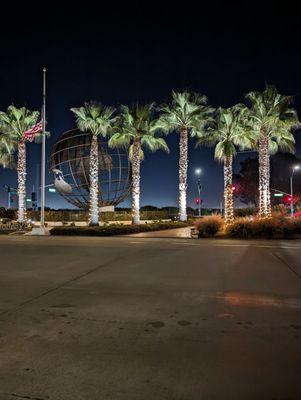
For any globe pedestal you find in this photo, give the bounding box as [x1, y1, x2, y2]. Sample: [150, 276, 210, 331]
[30, 226, 50, 236]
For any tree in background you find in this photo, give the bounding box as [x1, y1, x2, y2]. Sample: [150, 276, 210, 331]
[245, 85, 300, 218]
[109, 104, 169, 225]
[233, 153, 301, 207]
[71, 102, 115, 225]
[159, 91, 214, 221]
[233, 158, 259, 207]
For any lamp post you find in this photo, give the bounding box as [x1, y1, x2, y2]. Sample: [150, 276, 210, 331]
[290, 165, 300, 217]
[195, 168, 202, 217]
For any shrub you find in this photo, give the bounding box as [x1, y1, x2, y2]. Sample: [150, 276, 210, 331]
[226, 215, 301, 239]
[234, 207, 257, 218]
[0, 208, 16, 220]
[26, 209, 173, 222]
[225, 217, 252, 238]
[50, 221, 188, 236]
[291, 217, 301, 235]
[273, 204, 289, 216]
[194, 215, 224, 237]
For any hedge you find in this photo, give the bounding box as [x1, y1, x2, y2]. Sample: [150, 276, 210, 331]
[225, 216, 301, 239]
[27, 210, 173, 222]
[193, 213, 301, 239]
[50, 221, 188, 236]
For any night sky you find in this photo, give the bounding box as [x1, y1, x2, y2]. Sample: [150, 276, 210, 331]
[1, 3, 300, 209]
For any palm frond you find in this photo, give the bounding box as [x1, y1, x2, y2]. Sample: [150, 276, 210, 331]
[108, 103, 167, 159]
[159, 91, 214, 136]
[214, 140, 236, 162]
[197, 104, 252, 158]
[0, 106, 40, 142]
[245, 84, 300, 154]
[71, 101, 115, 137]
[141, 135, 169, 153]
[34, 131, 51, 144]
[108, 132, 131, 148]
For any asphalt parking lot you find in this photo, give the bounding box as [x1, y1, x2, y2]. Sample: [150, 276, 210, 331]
[0, 235, 300, 400]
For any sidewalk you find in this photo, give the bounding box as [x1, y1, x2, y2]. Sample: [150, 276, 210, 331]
[128, 226, 192, 238]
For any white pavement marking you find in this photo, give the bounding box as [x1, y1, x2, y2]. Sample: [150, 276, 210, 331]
[168, 241, 301, 250]
[213, 243, 301, 249]
[173, 242, 199, 246]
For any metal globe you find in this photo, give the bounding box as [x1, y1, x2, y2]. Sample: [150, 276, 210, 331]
[49, 128, 131, 209]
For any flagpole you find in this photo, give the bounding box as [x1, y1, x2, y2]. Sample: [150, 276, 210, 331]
[41, 67, 46, 229]
[31, 67, 49, 235]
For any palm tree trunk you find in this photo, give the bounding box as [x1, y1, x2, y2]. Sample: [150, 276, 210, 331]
[89, 134, 99, 225]
[132, 139, 141, 225]
[258, 128, 271, 218]
[17, 141, 26, 223]
[179, 127, 188, 221]
[224, 156, 234, 224]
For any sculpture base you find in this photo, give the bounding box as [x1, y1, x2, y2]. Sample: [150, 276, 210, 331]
[30, 227, 50, 236]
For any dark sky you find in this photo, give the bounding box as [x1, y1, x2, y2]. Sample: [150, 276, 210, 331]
[1, 3, 300, 209]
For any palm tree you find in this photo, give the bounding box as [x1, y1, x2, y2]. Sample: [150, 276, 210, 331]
[0, 106, 40, 223]
[71, 102, 115, 225]
[197, 105, 251, 224]
[0, 131, 15, 168]
[108, 104, 169, 225]
[245, 85, 300, 218]
[159, 91, 214, 221]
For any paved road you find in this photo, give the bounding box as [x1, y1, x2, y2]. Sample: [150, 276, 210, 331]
[0, 235, 300, 400]
[128, 226, 192, 238]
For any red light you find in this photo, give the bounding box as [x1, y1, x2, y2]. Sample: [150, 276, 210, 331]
[230, 185, 236, 191]
[195, 197, 200, 204]
[283, 195, 293, 204]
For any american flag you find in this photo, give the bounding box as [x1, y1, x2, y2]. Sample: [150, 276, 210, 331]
[23, 121, 43, 142]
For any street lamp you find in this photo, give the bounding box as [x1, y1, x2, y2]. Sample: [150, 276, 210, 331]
[195, 168, 202, 217]
[290, 165, 300, 217]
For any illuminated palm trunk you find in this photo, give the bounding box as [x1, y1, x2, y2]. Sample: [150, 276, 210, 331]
[258, 128, 271, 218]
[132, 139, 140, 225]
[224, 156, 234, 224]
[89, 134, 99, 225]
[179, 127, 188, 221]
[17, 141, 27, 223]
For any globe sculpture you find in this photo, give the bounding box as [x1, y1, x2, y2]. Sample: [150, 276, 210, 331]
[49, 128, 131, 209]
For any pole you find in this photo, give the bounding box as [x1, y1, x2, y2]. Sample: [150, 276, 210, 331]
[197, 178, 202, 217]
[41, 67, 46, 228]
[36, 163, 40, 207]
[8, 188, 11, 209]
[290, 173, 294, 217]
[197, 179, 201, 217]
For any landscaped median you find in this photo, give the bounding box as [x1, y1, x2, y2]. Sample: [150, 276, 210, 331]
[50, 221, 188, 236]
[194, 213, 301, 239]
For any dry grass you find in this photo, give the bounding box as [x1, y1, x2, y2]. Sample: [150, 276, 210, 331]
[226, 213, 301, 239]
[194, 215, 224, 237]
[194, 212, 301, 239]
